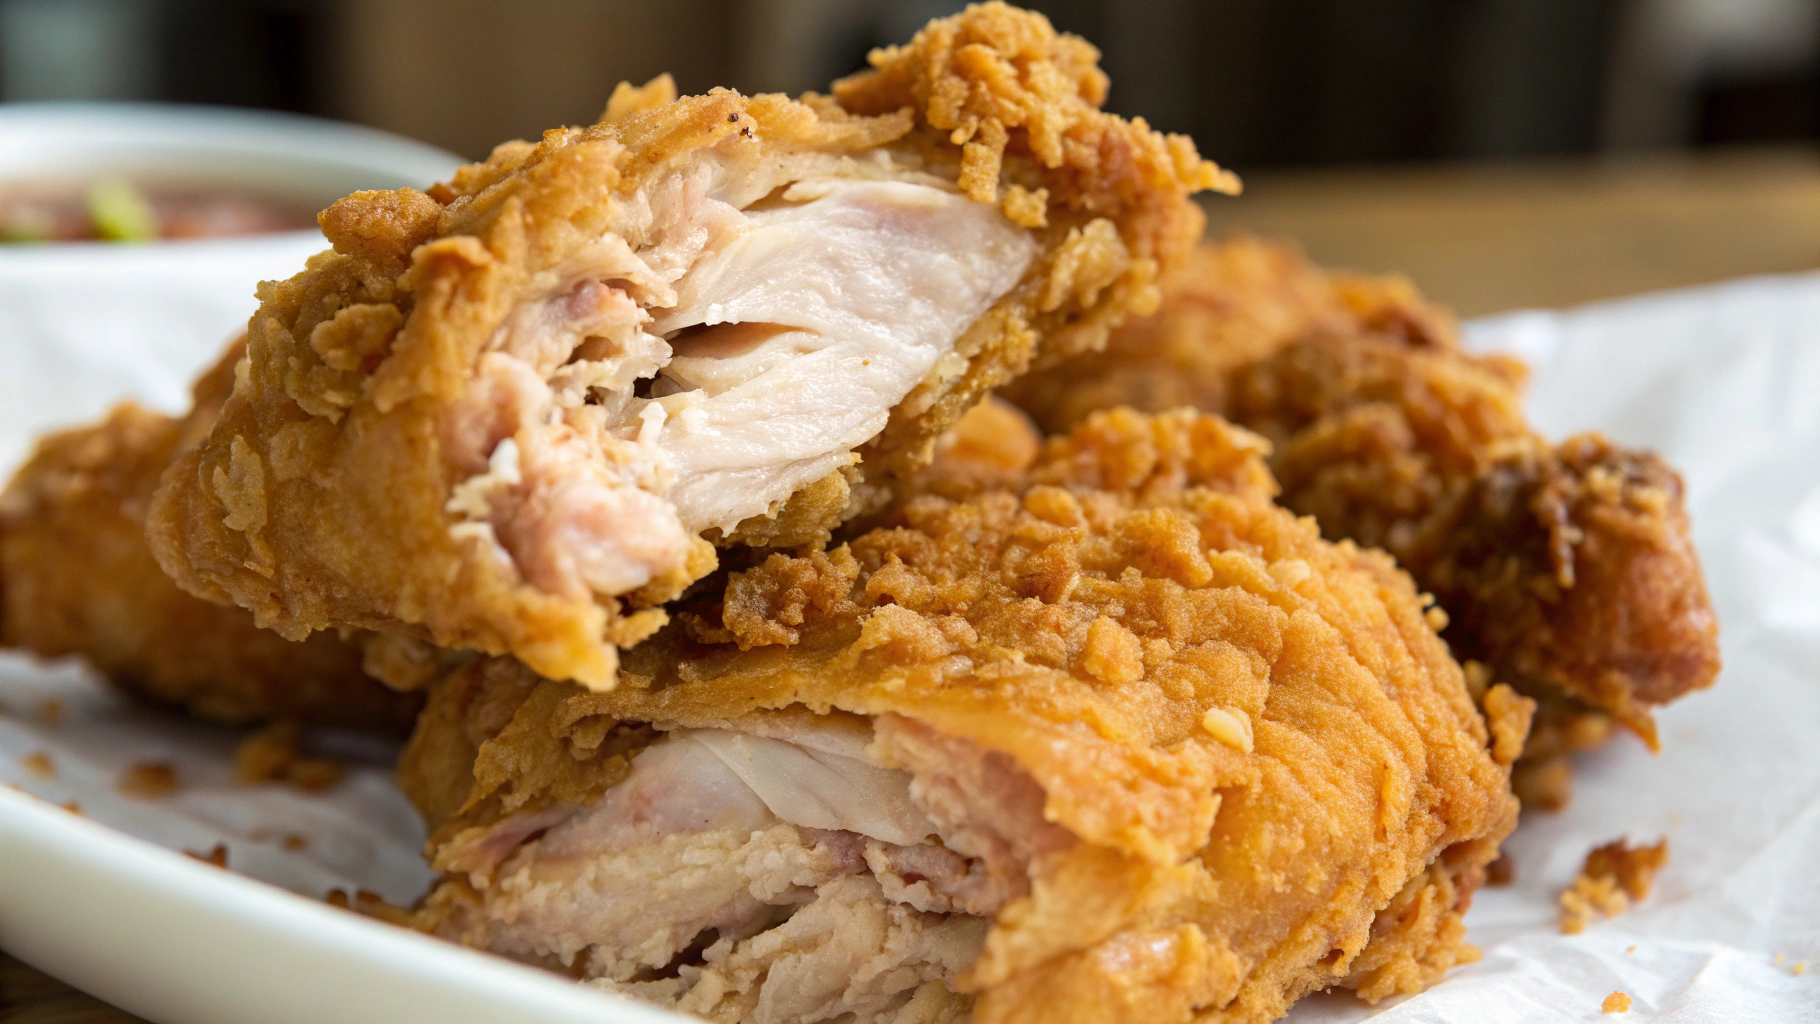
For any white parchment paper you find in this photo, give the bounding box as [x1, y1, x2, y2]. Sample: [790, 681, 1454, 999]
[2, 273, 1817, 1021]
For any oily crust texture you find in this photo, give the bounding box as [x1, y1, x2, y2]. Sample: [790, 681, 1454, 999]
[0, 343, 418, 731]
[146, 2, 1229, 691]
[401, 408, 1522, 1024]
[1004, 236, 1720, 786]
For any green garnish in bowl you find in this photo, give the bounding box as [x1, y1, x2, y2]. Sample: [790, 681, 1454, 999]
[87, 177, 159, 241]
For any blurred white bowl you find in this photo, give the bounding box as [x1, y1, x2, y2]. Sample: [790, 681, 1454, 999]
[0, 103, 464, 472]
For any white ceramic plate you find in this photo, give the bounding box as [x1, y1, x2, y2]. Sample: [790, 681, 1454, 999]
[0, 785, 681, 1024]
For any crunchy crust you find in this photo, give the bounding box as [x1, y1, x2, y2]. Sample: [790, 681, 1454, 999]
[1005, 236, 1720, 770]
[147, 3, 1229, 691]
[399, 407, 1520, 1024]
[0, 342, 419, 731]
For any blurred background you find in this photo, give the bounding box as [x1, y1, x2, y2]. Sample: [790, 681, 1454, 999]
[4, 0, 1820, 313]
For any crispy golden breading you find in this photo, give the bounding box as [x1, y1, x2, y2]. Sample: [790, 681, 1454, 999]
[147, 3, 1232, 692]
[1003, 236, 1458, 428]
[1006, 237, 1720, 774]
[398, 408, 1522, 1024]
[0, 343, 420, 731]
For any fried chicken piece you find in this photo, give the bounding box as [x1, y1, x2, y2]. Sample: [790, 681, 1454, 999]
[0, 340, 422, 731]
[1005, 236, 1720, 767]
[147, 3, 1234, 691]
[398, 408, 1523, 1024]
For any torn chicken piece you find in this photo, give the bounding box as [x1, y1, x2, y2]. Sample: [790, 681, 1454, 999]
[0, 339, 425, 731]
[399, 408, 1523, 1024]
[1003, 236, 1720, 792]
[147, 2, 1233, 690]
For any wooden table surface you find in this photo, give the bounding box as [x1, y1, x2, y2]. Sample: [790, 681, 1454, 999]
[7, 143, 1820, 1024]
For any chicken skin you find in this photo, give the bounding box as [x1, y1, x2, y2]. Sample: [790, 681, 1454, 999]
[396, 408, 1525, 1024]
[1004, 237, 1720, 804]
[0, 341, 422, 731]
[147, 3, 1235, 692]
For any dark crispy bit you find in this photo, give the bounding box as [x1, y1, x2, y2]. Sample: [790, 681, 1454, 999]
[117, 761, 178, 799]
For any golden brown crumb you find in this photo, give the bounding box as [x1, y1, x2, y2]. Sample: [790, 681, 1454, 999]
[281, 834, 308, 851]
[20, 749, 53, 779]
[234, 722, 344, 791]
[38, 699, 63, 726]
[1626, 944, 1637, 954]
[1795, 961, 1808, 976]
[117, 761, 178, 799]
[1486, 852, 1515, 886]
[1560, 837, 1669, 934]
[1602, 991, 1632, 1013]
[185, 842, 228, 868]
[60, 799, 81, 815]
[286, 758, 344, 793]
[234, 722, 301, 783]
[1481, 683, 1536, 767]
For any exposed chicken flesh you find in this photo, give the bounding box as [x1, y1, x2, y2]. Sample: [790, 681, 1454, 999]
[446, 175, 1036, 601]
[441, 715, 1057, 1017]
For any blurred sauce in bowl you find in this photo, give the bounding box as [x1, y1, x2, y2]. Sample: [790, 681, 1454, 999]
[0, 104, 463, 471]
[0, 178, 316, 243]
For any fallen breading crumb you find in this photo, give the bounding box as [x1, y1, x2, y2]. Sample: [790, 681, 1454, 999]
[1486, 852, 1515, 886]
[1626, 945, 1637, 954]
[287, 758, 344, 792]
[1602, 991, 1632, 1013]
[282, 834, 308, 851]
[61, 799, 81, 815]
[117, 761, 178, 798]
[185, 842, 229, 868]
[234, 722, 344, 792]
[1560, 837, 1669, 934]
[20, 749, 54, 779]
[38, 699, 64, 726]
[1795, 962, 1808, 976]
[234, 722, 302, 782]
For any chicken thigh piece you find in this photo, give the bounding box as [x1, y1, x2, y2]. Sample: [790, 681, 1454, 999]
[0, 340, 423, 730]
[1004, 238, 1719, 804]
[148, 3, 1233, 690]
[397, 408, 1525, 1024]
